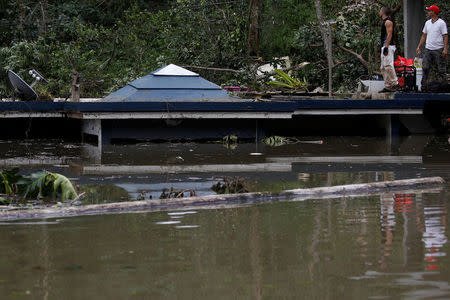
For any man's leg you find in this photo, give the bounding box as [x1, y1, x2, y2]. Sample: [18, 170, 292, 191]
[381, 46, 398, 90]
[435, 49, 447, 82]
[421, 49, 432, 90]
[384, 65, 398, 88]
[380, 51, 388, 90]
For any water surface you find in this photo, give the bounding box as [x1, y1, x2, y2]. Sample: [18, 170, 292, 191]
[0, 135, 449, 299]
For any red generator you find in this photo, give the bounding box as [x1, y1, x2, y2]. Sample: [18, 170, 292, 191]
[394, 56, 417, 92]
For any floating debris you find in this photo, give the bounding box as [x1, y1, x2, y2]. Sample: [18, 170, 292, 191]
[263, 136, 323, 147]
[159, 188, 196, 199]
[221, 134, 238, 149]
[211, 177, 249, 194]
[0, 177, 445, 221]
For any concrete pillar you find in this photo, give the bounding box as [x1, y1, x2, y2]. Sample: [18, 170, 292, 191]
[82, 119, 102, 147]
[404, 0, 425, 58]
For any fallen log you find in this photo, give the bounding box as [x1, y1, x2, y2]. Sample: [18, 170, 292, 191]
[0, 177, 445, 221]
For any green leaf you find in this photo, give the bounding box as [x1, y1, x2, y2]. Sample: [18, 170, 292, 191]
[268, 81, 294, 89]
[275, 69, 295, 85]
[0, 197, 10, 205]
[53, 174, 78, 201]
[0, 168, 22, 196]
[23, 172, 56, 199]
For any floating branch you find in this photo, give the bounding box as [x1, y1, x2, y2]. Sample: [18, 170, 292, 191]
[0, 177, 444, 221]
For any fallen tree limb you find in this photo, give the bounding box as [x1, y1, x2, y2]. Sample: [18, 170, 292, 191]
[0, 177, 444, 221]
[337, 44, 370, 70]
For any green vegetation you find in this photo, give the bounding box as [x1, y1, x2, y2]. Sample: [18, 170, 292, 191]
[0, 0, 448, 98]
[267, 69, 308, 91]
[0, 169, 78, 204]
[211, 178, 250, 194]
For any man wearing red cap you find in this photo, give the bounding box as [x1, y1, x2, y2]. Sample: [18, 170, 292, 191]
[416, 5, 448, 91]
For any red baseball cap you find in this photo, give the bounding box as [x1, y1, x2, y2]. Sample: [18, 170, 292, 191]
[426, 5, 440, 14]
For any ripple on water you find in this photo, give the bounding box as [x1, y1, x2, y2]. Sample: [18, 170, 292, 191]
[175, 225, 199, 229]
[155, 221, 181, 225]
[167, 211, 197, 216]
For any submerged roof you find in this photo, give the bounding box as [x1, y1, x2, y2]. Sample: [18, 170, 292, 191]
[103, 64, 238, 102]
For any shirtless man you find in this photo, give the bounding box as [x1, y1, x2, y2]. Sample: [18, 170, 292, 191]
[379, 7, 399, 92]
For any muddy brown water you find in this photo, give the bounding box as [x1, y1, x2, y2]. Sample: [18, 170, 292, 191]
[0, 135, 449, 299]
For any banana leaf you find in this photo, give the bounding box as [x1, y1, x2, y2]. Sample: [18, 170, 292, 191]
[53, 173, 78, 201]
[267, 81, 296, 89]
[24, 171, 77, 201]
[268, 69, 308, 91]
[275, 69, 296, 86]
[23, 171, 55, 199]
[0, 168, 21, 195]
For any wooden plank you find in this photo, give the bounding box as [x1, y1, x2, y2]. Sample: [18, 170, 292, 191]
[0, 177, 444, 221]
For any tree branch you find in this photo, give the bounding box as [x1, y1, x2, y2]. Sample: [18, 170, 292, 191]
[181, 65, 240, 73]
[370, 0, 402, 16]
[336, 44, 370, 70]
[391, 4, 402, 15]
[317, 60, 349, 72]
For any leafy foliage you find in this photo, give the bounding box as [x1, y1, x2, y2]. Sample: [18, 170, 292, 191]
[0, 0, 422, 96]
[0, 169, 78, 202]
[268, 69, 309, 91]
[0, 168, 22, 196]
[211, 177, 249, 194]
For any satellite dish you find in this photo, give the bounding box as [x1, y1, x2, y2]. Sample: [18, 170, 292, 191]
[7, 69, 47, 101]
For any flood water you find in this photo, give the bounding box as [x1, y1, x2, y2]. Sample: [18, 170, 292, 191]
[0, 135, 449, 299]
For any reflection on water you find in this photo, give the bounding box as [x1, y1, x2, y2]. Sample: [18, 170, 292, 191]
[0, 193, 448, 298]
[0, 135, 449, 202]
[0, 135, 449, 298]
[422, 203, 448, 272]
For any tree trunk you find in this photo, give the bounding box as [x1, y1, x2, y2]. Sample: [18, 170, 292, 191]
[314, 0, 333, 96]
[39, 1, 48, 35]
[248, 0, 261, 57]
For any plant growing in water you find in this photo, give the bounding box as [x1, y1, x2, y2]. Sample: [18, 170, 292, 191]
[0, 169, 78, 204]
[267, 69, 309, 91]
[0, 168, 22, 196]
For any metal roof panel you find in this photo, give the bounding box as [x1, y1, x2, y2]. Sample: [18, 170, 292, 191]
[103, 64, 234, 102]
[129, 74, 222, 90]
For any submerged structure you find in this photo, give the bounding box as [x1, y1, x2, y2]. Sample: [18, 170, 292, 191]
[0, 64, 449, 146]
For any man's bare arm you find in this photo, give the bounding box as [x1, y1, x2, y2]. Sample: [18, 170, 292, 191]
[416, 33, 427, 55]
[385, 20, 393, 48]
[443, 34, 448, 58]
